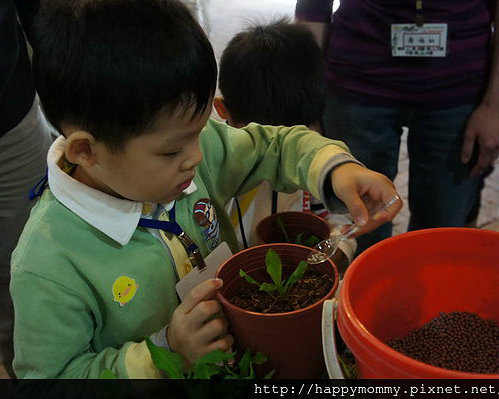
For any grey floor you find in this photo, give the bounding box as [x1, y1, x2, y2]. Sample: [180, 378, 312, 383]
[205, 0, 499, 234]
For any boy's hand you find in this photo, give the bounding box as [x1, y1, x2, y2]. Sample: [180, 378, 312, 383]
[167, 278, 233, 365]
[330, 163, 402, 235]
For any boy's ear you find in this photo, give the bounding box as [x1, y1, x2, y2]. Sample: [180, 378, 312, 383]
[64, 131, 98, 167]
[213, 96, 229, 120]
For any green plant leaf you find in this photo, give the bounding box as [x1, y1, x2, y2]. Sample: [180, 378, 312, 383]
[99, 369, 118, 379]
[265, 249, 282, 288]
[194, 350, 234, 369]
[146, 337, 272, 380]
[222, 363, 237, 378]
[338, 354, 357, 379]
[295, 232, 304, 245]
[145, 336, 185, 379]
[237, 348, 252, 378]
[264, 369, 276, 379]
[276, 217, 290, 243]
[251, 352, 268, 365]
[284, 261, 308, 289]
[239, 269, 262, 288]
[305, 235, 321, 247]
[259, 282, 279, 292]
[192, 350, 234, 379]
[193, 362, 222, 379]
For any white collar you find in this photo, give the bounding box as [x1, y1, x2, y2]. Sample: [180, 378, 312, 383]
[47, 136, 197, 245]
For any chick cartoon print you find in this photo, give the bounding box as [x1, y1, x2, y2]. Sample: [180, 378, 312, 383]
[112, 276, 139, 307]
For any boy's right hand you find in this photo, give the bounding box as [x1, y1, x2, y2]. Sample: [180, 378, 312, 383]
[167, 278, 233, 365]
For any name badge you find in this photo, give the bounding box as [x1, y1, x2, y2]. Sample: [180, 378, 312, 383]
[391, 23, 448, 57]
[175, 241, 232, 301]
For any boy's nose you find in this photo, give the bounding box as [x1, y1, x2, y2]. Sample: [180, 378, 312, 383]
[182, 145, 203, 171]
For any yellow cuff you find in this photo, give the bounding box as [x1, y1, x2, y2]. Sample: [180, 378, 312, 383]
[307, 145, 348, 199]
[125, 341, 162, 379]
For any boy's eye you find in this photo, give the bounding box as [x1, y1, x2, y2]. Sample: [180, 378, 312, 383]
[163, 151, 180, 157]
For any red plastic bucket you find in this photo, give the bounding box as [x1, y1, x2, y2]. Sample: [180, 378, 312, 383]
[337, 228, 499, 379]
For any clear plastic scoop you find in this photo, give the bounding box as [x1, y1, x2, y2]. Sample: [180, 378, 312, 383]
[307, 195, 401, 264]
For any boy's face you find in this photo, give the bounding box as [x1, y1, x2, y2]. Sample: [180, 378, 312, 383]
[90, 104, 210, 204]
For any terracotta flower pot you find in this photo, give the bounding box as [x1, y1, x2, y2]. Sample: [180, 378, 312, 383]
[255, 211, 330, 245]
[215, 243, 339, 378]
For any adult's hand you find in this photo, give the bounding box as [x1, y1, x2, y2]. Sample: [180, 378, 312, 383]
[461, 103, 499, 177]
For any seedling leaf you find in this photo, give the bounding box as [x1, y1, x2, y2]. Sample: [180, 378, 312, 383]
[338, 354, 357, 379]
[237, 348, 252, 378]
[305, 234, 321, 247]
[238, 249, 310, 297]
[285, 261, 308, 289]
[145, 336, 185, 379]
[145, 338, 271, 379]
[265, 249, 282, 288]
[259, 282, 279, 292]
[264, 370, 276, 379]
[276, 217, 290, 243]
[193, 350, 235, 379]
[239, 269, 261, 286]
[193, 350, 234, 379]
[251, 352, 268, 365]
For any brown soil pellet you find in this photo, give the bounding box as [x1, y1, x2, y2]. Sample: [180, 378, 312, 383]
[388, 311, 499, 374]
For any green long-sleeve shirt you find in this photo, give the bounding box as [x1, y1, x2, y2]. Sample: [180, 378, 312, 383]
[11, 119, 354, 378]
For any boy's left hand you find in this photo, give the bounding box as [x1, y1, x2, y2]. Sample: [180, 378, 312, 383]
[330, 163, 402, 236]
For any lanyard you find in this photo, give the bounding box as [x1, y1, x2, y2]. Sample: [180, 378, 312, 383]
[415, 0, 424, 26]
[138, 204, 206, 270]
[29, 168, 49, 200]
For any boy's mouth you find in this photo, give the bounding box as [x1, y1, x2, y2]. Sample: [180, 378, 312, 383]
[177, 179, 193, 191]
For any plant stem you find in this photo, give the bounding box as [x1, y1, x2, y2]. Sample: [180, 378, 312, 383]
[276, 217, 290, 243]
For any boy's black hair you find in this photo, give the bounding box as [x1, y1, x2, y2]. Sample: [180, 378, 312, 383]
[33, 0, 217, 151]
[218, 18, 325, 127]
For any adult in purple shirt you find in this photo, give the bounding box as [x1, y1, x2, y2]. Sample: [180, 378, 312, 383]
[296, 0, 498, 254]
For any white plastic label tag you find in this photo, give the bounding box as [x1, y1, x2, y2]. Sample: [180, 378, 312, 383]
[175, 241, 232, 301]
[391, 23, 448, 57]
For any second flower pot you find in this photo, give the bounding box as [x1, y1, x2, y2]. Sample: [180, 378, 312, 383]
[255, 211, 330, 246]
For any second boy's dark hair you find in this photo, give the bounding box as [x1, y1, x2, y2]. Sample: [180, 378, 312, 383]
[33, 0, 217, 151]
[218, 18, 325, 127]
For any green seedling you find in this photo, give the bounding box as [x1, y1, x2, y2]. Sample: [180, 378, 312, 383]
[146, 337, 274, 379]
[276, 217, 321, 247]
[338, 353, 357, 379]
[275, 217, 291, 243]
[295, 232, 321, 247]
[239, 249, 308, 296]
[101, 339, 274, 379]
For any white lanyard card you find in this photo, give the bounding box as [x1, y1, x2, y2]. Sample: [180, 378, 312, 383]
[391, 23, 448, 57]
[175, 241, 232, 301]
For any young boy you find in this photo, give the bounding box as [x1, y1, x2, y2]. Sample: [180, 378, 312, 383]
[10, 0, 400, 378]
[214, 19, 356, 268]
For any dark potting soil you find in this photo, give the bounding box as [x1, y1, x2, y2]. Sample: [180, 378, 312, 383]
[229, 268, 334, 314]
[388, 311, 499, 374]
